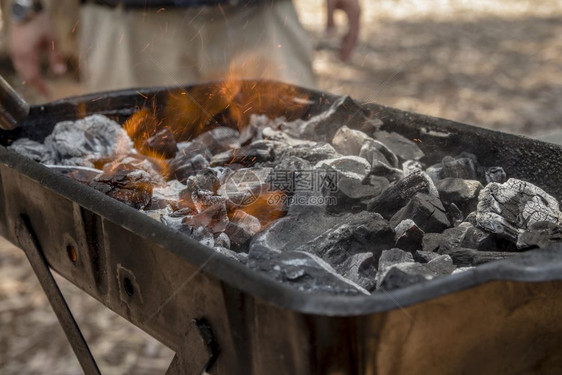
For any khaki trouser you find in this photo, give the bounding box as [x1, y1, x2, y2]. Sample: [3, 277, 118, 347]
[79, 1, 315, 93]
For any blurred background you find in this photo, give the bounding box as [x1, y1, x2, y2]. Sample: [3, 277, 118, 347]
[1, 0, 561, 373]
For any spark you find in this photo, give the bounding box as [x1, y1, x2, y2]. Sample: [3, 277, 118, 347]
[136, 91, 149, 100]
[156, 7, 165, 13]
[71, 20, 79, 34]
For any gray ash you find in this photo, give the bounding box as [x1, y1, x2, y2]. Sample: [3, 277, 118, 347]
[9, 97, 562, 296]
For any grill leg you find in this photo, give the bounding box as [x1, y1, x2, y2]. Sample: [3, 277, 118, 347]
[165, 319, 218, 375]
[15, 214, 101, 375]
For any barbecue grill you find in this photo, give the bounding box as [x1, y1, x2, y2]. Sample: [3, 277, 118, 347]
[2, 80, 562, 374]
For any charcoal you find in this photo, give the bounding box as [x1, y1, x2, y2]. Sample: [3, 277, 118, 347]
[89, 163, 153, 209]
[447, 248, 519, 267]
[402, 160, 422, 176]
[369, 160, 404, 182]
[394, 219, 425, 252]
[294, 212, 394, 272]
[273, 156, 312, 172]
[113, 154, 165, 184]
[176, 140, 212, 160]
[323, 169, 383, 212]
[448, 203, 464, 226]
[214, 232, 231, 249]
[182, 202, 228, 234]
[436, 178, 483, 215]
[298, 96, 373, 142]
[338, 253, 377, 292]
[425, 163, 443, 183]
[464, 211, 478, 226]
[365, 175, 391, 192]
[214, 246, 240, 262]
[218, 168, 272, 207]
[8, 138, 56, 164]
[146, 180, 185, 210]
[191, 190, 227, 213]
[421, 233, 443, 253]
[460, 223, 509, 251]
[390, 193, 450, 233]
[210, 141, 274, 167]
[315, 156, 371, 179]
[281, 143, 340, 164]
[367, 170, 439, 219]
[238, 114, 279, 145]
[331, 125, 370, 156]
[248, 245, 369, 295]
[373, 131, 424, 161]
[45, 114, 132, 166]
[485, 166, 507, 184]
[180, 225, 215, 247]
[516, 221, 562, 250]
[143, 207, 173, 222]
[140, 127, 178, 158]
[441, 155, 478, 180]
[359, 139, 399, 169]
[378, 248, 414, 271]
[425, 254, 456, 275]
[168, 153, 210, 183]
[195, 126, 240, 154]
[476, 178, 562, 242]
[225, 210, 262, 250]
[453, 267, 473, 274]
[262, 127, 315, 147]
[414, 250, 441, 263]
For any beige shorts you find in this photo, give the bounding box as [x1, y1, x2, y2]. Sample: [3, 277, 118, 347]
[79, 1, 316, 93]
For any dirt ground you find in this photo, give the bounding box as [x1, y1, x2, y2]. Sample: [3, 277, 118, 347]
[1, 1, 562, 373]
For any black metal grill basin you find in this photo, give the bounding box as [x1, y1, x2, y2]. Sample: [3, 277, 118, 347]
[1, 81, 562, 374]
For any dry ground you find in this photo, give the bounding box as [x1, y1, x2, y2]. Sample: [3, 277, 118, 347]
[1, 1, 562, 373]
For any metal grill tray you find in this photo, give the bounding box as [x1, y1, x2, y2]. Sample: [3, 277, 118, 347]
[1, 81, 562, 374]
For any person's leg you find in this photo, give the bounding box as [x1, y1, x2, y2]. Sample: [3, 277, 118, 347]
[79, 4, 201, 92]
[197, 1, 316, 88]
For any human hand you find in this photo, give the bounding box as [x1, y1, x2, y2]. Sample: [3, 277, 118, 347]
[9, 12, 66, 97]
[326, 0, 361, 61]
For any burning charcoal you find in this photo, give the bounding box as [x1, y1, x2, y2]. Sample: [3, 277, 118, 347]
[210, 141, 275, 167]
[394, 219, 425, 252]
[194, 126, 240, 154]
[89, 163, 153, 209]
[448, 203, 464, 226]
[425, 254, 456, 275]
[214, 233, 231, 249]
[176, 140, 212, 160]
[141, 127, 178, 158]
[338, 253, 377, 292]
[294, 211, 394, 272]
[390, 193, 450, 233]
[322, 167, 386, 212]
[282, 142, 340, 164]
[373, 131, 424, 161]
[182, 202, 228, 234]
[298, 96, 373, 142]
[315, 156, 371, 180]
[113, 154, 165, 184]
[447, 248, 519, 267]
[414, 250, 441, 263]
[476, 178, 562, 242]
[146, 180, 185, 210]
[367, 170, 439, 219]
[45, 114, 133, 167]
[485, 166, 507, 184]
[441, 155, 478, 180]
[248, 245, 369, 295]
[436, 178, 483, 215]
[168, 153, 210, 183]
[8, 138, 56, 164]
[402, 160, 422, 176]
[516, 221, 562, 250]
